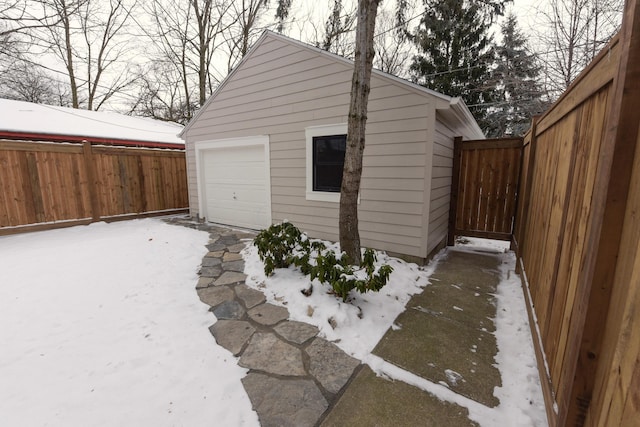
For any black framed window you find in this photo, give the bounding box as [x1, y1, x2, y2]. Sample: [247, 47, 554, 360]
[312, 134, 346, 192]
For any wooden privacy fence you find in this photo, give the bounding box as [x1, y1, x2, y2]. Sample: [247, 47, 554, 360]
[447, 137, 522, 245]
[0, 140, 188, 234]
[512, 0, 640, 425]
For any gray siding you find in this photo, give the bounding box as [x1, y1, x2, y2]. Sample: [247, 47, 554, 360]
[427, 111, 485, 253]
[185, 35, 434, 258]
[427, 119, 456, 253]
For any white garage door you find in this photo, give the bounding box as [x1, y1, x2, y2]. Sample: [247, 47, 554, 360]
[200, 141, 270, 230]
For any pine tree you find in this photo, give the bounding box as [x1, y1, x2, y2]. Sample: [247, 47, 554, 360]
[485, 14, 548, 137]
[410, 0, 506, 130]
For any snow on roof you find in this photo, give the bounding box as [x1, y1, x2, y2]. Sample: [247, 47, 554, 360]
[0, 98, 184, 146]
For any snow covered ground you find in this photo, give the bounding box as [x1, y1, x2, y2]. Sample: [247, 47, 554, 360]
[1, 219, 546, 426]
[0, 219, 258, 426]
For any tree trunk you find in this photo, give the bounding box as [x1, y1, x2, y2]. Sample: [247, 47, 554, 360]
[339, 0, 380, 265]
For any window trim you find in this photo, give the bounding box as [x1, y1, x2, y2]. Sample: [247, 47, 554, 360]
[305, 123, 347, 202]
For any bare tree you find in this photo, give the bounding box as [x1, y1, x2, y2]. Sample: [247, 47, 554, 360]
[128, 61, 196, 124]
[142, 0, 236, 120]
[21, 0, 138, 110]
[306, 0, 356, 57]
[373, 8, 414, 76]
[0, 24, 21, 70]
[0, 0, 62, 37]
[339, 0, 380, 264]
[222, 0, 271, 73]
[0, 60, 69, 104]
[133, 0, 291, 122]
[535, 0, 623, 95]
[222, 0, 294, 73]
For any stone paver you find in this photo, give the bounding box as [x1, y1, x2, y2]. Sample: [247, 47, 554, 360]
[247, 303, 289, 326]
[201, 257, 222, 267]
[234, 284, 266, 309]
[306, 338, 360, 394]
[216, 236, 239, 245]
[223, 252, 243, 262]
[222, 259, 245, 272]
[242, 373, 328, 427]
[227, 243, 247, 253]
[239, 333, 306, 376]
[213, 271, 247, 286]
[212, 300, 246, 320]
[274, 321, 319, 344]
[205, 250, 224, 258]
[196, 276, 214, 289]
[210, 320, 256, 356]
[206, 242, 227, 252]
[199, 266, 222, 278]
[197, 286, 234, 307]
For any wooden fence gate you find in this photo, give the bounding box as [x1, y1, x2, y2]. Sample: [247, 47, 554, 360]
[447, 136, 523, 245]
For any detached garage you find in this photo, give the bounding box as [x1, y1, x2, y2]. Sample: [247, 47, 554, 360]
[181, 31, 484, 262]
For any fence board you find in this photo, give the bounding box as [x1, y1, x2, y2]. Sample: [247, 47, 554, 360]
[0, 140, 188, 233]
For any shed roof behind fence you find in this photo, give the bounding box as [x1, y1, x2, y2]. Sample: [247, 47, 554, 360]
[0, 98, 184, 149]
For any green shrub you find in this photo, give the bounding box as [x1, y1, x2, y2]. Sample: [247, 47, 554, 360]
[253, 222, 394, 302]
[253, 221, 305, 275]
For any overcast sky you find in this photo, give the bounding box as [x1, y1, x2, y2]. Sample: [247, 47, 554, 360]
[16, 0, 552, 112]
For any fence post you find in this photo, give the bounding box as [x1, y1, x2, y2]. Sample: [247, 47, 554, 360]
[82, 141, 101, 221]
[514, 115, 539, 269]
[509, 137, 525, 252]
[447, 136, 463, 246]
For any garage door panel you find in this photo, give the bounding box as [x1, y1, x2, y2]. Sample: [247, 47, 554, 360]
[204, 185, 268, 205]
[205, 146, 264, 163]
[205, 207, 267, 230]
[200, 139, 270, 230]
[206, 201, 268, 216]
[203, 148, 261, 163]
[203, 163, 265, 181]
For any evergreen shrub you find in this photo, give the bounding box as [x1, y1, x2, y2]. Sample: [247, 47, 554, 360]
[253, 222, 394, 302]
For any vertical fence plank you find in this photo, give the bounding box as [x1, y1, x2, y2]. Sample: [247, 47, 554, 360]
[513, 126, 534, 257]
[0, 152, 11, 226]
[82, 142, 101, 221]
[24, 152, 44, 223]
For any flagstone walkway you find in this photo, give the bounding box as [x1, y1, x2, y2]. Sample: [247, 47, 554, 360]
[166, 217, 360, 427]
